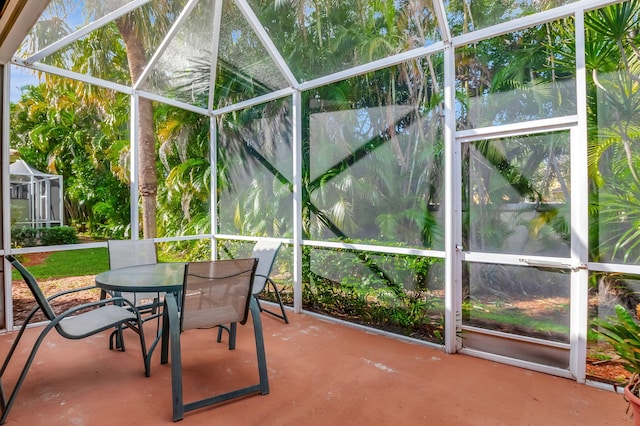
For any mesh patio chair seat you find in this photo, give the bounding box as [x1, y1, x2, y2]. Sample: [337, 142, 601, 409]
[160, 258, 269, 421]
[0, 255, 147, 425]
[217, 240, 287, 350]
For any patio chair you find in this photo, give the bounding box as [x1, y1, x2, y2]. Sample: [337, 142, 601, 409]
[160, 258, 269, 422]
[107, 239, 160, 311]
[216, 240, 287, 349]
[0, 255, 148, 425]
[106, 239, 161, 347]
[251, 241, 288, 323]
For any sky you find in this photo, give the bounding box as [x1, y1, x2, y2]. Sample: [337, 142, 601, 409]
[10, 66, 41, 103]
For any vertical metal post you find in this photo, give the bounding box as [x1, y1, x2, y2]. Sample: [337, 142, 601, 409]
[130, 93, 140, 239]
[570, 10, 589, 383]
[210, 115, 218, 259]
[443, 41, 461, 354]
[58, 176, 64, 225]
[29, 178, 34, 228]
[292, 91, 303, 313]
[208, 0, 222, 259]
[2, 64, 13, 330]
[45, 177, 51, 225]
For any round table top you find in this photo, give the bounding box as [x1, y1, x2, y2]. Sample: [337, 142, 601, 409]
[95, 262, 186, 293]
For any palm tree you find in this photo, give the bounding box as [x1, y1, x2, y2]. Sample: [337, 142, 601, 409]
[23, 0, 183, 238]
[114, 15, 158, 238]
[585, 1, 640, 263]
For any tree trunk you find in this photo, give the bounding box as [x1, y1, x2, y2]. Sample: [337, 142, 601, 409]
[116, 18, 157, 238]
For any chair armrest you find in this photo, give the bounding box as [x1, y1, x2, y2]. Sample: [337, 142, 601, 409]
[54, 295, 140, 322]
[46, 285, 102, 302]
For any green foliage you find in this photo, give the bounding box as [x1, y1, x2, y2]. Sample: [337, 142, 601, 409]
[11, 227, 38, 247]
[39, 226, 78, 246]
[12, 226, 78, 247]
[584, 1, 640, 264]
[154, 104, 212, 238]
[593, 305, 640, 376]
[156, 239, 212, 263]
[10, 83, 131, 239]
[303, 276, 444, 343]
[219, 241, 444, 343]
[301, 246, 444, 343]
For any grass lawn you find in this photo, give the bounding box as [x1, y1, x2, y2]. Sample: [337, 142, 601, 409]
[13, 248, 109, 280]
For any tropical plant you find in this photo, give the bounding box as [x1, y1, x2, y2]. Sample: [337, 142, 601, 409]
[10, 84, 131, 239]
[19, 0, 185, 238]
[585, 1, 640, 265]
[154, 104, 212, 237]
[593, 304, 640, 398]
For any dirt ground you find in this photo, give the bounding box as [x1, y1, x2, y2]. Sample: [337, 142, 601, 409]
[11, 252, 99, 324]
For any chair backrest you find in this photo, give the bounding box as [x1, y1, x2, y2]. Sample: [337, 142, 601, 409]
[181, 258, 258, 331]
[6, 255, 56, 321]
[251, 241, 282, 295]
[108, 239, 157, 269]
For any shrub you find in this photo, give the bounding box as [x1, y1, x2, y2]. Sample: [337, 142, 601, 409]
[39, 226, 78, 245]
[11, 227, 38, 247]
[11, 226, 78, 247]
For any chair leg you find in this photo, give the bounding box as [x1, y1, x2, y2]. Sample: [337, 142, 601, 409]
[161, 301, 171, 365]
[102, 289, 126, 352]
[0, 323, 55, 425]
[249, 298, 270, 395]
[215, 323, 237, 350]
[270, 278, 289, 324]
[0, 314, 33, 381]
[164, 294, 184, 421]
[167, 298, 269, 422]
[129, 320, 149, 378]
[0, 306, 39, 418]
[109, 326, 126, 352]
[256, 278, 289, 324]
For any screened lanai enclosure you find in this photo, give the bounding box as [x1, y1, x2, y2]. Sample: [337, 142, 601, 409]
[0, 0, 639, 388]
[9, 159, 63, 229]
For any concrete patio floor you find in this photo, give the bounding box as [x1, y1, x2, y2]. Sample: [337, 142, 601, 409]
[0, 310, 631, 425]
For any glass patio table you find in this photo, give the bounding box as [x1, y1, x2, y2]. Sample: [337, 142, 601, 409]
[95, 262, 186, 376]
